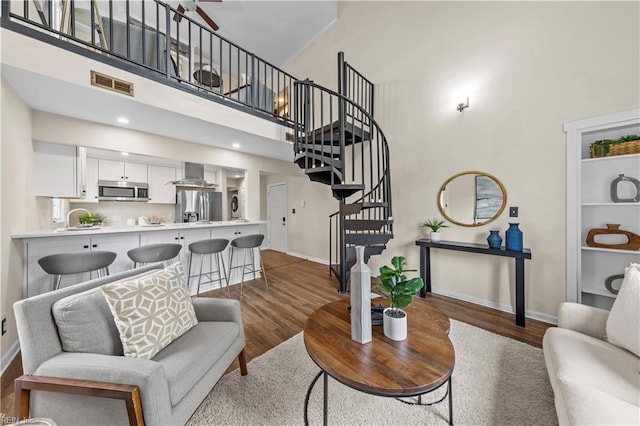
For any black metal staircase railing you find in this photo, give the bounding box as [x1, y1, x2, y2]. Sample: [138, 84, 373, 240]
[293, 53, 393, 292]
[2, 0, 296, 125]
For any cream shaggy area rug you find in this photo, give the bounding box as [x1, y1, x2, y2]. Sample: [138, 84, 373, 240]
[188, 320, 557, 425]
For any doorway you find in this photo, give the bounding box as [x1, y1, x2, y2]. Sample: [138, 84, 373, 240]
[267, 183, 287, 253]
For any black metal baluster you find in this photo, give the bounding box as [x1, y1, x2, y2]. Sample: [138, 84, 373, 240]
[188, 22, 192, 84]
[165, 3, 171, 79]
[126, 0, 130, 58]
[141, 0, 146, 65]
[156, 1, 160, 70]
[90, 0, 95, 45]
[70, 0, 76, 37]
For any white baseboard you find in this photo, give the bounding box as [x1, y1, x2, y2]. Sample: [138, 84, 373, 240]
[1, 340, 20, 375]
[285, 251, 330, 265]
[431, 287, 558, 325]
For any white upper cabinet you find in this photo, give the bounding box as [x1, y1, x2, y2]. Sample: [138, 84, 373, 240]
[71, 157, 99, 203]
[148, 165, 176, 204]
[34, 141, 86, 198]
[98, 159, 148, 182]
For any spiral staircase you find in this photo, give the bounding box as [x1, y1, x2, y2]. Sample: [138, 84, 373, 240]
[293, 52, 393, 292]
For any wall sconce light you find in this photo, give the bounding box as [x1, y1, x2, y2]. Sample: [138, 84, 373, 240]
[457, 97, 469, 112]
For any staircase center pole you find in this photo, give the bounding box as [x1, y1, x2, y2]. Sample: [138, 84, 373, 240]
[338, 199, 348, 293]
[337, 52, 349, 293]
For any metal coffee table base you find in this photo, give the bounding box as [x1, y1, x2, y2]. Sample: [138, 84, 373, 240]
[303, 371, 453, 426]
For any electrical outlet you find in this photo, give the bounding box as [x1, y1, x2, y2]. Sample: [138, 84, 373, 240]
[1, 318, 6, 336]
[509, 206, 519, 217]
[292, 208, 296, 214]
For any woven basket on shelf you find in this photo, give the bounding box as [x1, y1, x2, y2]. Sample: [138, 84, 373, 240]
[590, 139, 640, 158]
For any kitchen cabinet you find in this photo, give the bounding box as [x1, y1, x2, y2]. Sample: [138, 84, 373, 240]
[141, 228, 214, 290]
[16, 222, 265, 298]
[212, 225, 260, 284]
[70, 157, 99, 203]
[24, 233, 140, 297]
[148, 165, 177, 204]
[98, 159, 148, 182]
[34, 142, 87, 198]
[564, 109, 640, 310]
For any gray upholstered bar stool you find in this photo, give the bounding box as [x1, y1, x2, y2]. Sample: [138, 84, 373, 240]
[38, 251, 117, 291]
[228, 234, 267, 296]
[187, 238, 229, 296]
[127, 243, 182, 268]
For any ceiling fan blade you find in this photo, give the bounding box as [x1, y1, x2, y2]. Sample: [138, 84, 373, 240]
[173, 4, 185, 23]
[195, 5, 220, 31]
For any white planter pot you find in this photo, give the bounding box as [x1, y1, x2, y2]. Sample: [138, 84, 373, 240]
[430, 231, 441, 242]
[383, 308, 407, 341]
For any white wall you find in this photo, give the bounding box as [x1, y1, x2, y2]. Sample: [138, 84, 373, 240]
[1, 79, 36, 362]
[264, 174, 336, 261]
[285, 1, 640, 320]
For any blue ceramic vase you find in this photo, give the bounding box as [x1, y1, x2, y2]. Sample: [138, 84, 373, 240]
[487, 230, 502, 249]
[505, 223, 523, 252]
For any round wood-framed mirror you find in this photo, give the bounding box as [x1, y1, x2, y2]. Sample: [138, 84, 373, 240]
[437, 171, 507, 227]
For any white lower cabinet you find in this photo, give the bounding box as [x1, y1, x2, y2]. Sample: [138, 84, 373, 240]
[140, 229, 213, 292]
[24, 233, 140, 298]
[20, 224, 264, 298]
[213, 225, 260, 286]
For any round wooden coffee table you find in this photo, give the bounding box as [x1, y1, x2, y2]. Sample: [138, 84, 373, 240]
[303, 297, 455, 425]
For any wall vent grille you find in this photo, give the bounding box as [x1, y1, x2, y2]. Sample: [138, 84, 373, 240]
[90, 71, 134, 96]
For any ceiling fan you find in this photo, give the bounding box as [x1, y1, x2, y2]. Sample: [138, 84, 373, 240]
[173, 0, 222, 32]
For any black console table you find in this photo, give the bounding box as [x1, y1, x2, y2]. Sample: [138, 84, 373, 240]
[415, 239, 532, 327]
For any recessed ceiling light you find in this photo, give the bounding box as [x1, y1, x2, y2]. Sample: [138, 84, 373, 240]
[232, 143, 240, 148]
[117, 117, 129, 124]
[121, 152, 129, 156]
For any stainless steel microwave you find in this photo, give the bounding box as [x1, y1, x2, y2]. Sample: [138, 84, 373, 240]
[98, 180, 149, 201]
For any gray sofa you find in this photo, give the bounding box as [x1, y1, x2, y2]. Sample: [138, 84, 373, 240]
[13, 265, 246, 425]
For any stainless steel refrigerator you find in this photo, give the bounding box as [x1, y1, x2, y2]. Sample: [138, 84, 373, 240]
[175, 188, 222, 222]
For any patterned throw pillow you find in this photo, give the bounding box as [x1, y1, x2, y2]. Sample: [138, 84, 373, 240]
[101, 263, 198, 360]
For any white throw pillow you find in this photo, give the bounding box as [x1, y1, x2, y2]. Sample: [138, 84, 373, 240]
[101, 263, 198, 360]
[606, 263, 640, 357]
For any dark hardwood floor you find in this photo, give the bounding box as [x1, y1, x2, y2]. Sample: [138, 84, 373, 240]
[0, 250, 553, 416]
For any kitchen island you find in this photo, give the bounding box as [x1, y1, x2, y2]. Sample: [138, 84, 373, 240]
[13, 221, 267, 298]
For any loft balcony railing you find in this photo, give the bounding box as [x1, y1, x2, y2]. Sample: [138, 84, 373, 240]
[1, 0, 296, 126]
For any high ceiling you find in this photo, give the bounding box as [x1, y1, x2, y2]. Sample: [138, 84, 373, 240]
[173, 1, 338, 67]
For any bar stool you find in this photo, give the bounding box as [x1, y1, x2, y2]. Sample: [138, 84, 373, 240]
[38, 251, 117, 291]
[228, 234, 267, 296]
[127, 243, 182, 268]
[187, 238, 229, 296]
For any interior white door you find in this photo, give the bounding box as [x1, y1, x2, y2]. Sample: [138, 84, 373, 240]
[268, 183, 287, 253]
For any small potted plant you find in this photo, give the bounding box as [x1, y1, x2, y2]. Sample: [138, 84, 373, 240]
[375, 256, 424, 341]
[78, 213, 106, 226]
[421, 218, 449, 242]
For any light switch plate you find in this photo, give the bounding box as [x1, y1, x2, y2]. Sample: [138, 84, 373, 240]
[509, 206, 519, 217]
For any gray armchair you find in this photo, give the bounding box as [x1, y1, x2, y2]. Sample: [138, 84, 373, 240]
[13, 265, 247, 425]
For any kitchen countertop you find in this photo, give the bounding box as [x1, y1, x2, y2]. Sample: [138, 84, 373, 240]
[12, 220, 267, 239]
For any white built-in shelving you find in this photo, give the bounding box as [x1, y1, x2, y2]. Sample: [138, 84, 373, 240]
[565, 109, 640, 310]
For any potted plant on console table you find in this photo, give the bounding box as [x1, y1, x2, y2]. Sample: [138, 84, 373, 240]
[422, 218, 448, 242]
[375, 256, 424, 341]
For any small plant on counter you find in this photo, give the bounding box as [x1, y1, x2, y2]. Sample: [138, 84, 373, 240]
[421, 218, 449, 232]
[375, 256, 424, 318]
[78, 213, 106, 225]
